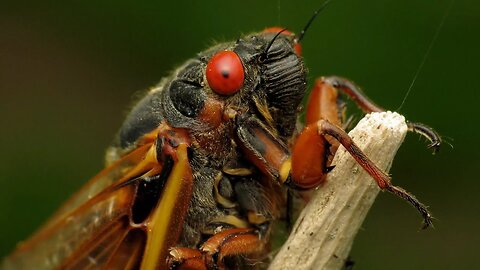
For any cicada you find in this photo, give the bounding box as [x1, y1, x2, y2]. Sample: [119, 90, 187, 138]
[1, 22, 441, 270]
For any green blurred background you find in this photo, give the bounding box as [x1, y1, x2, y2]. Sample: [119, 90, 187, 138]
[1, 0, 478, 269]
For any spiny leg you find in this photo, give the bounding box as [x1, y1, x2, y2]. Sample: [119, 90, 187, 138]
[299, 77, 435, 227]
[321, 76, 442, 153]
[406, 121, 442, 154]
[316, 119, 432, 228]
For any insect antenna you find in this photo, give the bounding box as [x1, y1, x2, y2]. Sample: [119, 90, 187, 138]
[296, 0, 333, 43]
[263, 0, 333, 58]
[263, 28, 288, 58]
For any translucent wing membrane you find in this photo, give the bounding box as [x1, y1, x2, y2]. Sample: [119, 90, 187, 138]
[2, 179, 136, 270]
[2, 130, 194, 270]
[57, 217, 130, 269]
[1, 143, 152, 270]
[57, 220, 146, 270]
[44, 144, 152, 228]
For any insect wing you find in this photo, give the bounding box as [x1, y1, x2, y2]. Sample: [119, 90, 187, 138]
[1, 144, 152, 270]
[43, 143, 153, 229]
[56, 217, 142, 270]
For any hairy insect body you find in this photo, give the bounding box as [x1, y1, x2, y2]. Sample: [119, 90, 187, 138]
[107, 32, 305, 261]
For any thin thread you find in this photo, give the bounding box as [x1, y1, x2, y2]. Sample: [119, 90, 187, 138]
[397, 0, 455, 112]
[277, 0, 281, 25]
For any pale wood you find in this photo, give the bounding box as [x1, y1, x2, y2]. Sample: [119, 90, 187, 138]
[269, 112, 408, 270]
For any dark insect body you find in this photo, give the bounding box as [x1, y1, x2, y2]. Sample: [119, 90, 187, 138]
[1, 25, 441, 270]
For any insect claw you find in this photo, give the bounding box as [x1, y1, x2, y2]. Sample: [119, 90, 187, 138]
[427, 141, 441, 155]
[406, 121, 442, 154]
[420, 212, 435, 230]
[325, 165, 336, 173]
[384, 184, 434, 230]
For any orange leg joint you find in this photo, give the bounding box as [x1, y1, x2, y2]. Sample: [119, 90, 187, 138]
[321, 76, 441, 152]
[289, 77, 433, 227]
[291, 79, 341, 189]
[169, 228, 263, 270]
[235, 76, 434, 227]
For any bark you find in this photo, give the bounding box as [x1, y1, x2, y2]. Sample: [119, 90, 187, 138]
[269, 112, 408, 270]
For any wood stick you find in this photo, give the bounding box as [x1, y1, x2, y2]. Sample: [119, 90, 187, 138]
[269, 112, 408, 270]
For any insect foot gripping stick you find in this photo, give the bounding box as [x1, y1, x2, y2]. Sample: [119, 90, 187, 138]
[270, 112, 410, 270]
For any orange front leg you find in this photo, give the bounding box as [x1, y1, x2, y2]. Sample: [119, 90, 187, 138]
[291, 79, 341, 189]
[235, 77, 435, 227]
[290, 77, 433, 227]
[322, 76, 441, 152]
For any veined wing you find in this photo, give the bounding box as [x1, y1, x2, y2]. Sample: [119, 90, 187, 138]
[1, 140, 155, 270]
[2, 130, 194, 270]
[43, 143, 154, 230]
[1, 173, 137, 270]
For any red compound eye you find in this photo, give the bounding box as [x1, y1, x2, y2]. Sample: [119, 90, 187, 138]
[206, 51, 244, 95]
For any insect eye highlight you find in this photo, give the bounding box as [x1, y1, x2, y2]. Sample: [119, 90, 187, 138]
[206, 50, 244, 95]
